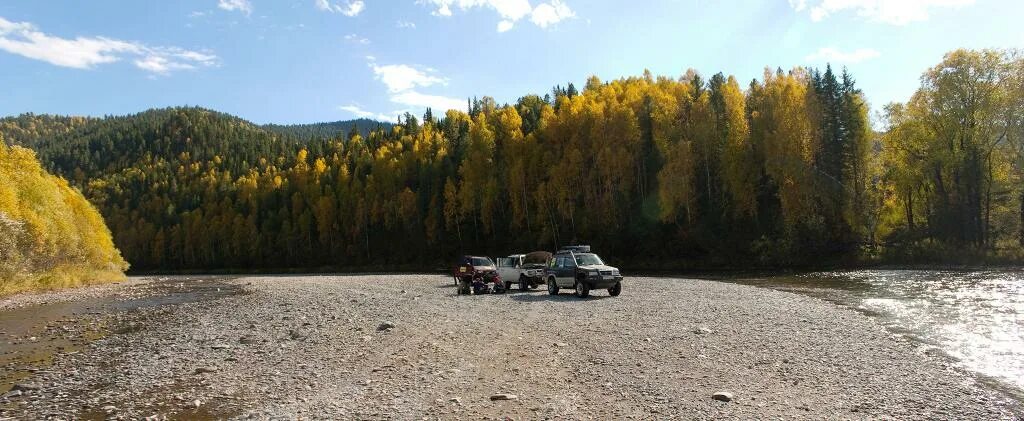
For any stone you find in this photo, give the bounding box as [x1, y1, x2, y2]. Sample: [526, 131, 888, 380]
[490, 393, 518, 401]
[693, 327, 713, 335]
[11, 383, 40, 391]
[194, 367, 219, 375]
[377, 322, 396, 332]
[239, 335, 258, 345]
[712, 391, 733, 402]
[210, 343, 232, 350]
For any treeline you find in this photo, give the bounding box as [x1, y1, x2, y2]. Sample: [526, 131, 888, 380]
[2, 49, 1021, 271]
[0, 138, 127, 295]
[878, 49, 1024, 258]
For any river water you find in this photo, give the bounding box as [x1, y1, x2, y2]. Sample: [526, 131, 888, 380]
[732, 269, 1024, 395]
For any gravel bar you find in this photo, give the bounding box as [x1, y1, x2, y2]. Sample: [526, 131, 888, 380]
[1, 275, 1020, 419]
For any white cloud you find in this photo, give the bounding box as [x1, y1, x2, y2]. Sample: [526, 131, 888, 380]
[339, 105, 396, 122]
[0, 16, 217, 75]
[397, 20, 417, 29]
[530, 0, 574, 28]
[805, 47, 880, 64]
[389, 90, 465, 112]
[420, 0, 574, 31]
[371, 63, 447, 93]
[316, 0, 365, 16]
[791, 0, 974, 25]
[344, 33, 370, 44]
[217, 0, 253, 15]
[349, 57, 464, 121]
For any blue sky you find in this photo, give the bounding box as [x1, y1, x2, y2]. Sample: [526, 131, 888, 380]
[1, 0, 1021, 124]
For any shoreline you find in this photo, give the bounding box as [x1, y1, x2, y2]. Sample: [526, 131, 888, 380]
[1, 275, 1020, 419]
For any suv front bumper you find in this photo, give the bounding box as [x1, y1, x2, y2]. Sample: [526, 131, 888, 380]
[583, 275, 623, 289]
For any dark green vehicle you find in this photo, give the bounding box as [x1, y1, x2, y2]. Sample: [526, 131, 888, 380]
[544, 246, 623, 298]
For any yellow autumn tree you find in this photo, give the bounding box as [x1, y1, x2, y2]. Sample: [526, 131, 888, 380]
[0, 136, 128, 295]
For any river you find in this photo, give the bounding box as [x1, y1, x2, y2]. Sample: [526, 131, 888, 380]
[732, 269, 1024, 397]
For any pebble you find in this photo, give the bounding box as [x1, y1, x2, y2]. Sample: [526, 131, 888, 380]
[712, 391, 734, 402]
[490, 394, 518, 401]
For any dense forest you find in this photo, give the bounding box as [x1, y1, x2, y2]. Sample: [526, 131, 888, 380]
[0, 137, 128, 294]
[1, 49, 1021, 272]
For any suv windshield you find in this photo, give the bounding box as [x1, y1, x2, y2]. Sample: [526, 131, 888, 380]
[573, 253, 604, 266]
[471, 257, 494, 267]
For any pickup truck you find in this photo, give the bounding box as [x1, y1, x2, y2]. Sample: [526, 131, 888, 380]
[496, 251, 550, 291]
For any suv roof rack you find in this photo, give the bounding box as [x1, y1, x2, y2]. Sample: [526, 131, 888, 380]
[558, 245, 591, 253]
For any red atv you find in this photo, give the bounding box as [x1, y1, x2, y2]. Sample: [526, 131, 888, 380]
[453, 256, 505, 295]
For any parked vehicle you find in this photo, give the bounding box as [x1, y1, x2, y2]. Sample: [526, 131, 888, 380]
[544, 246, 623, 298]
[496, 251, 551, 291]
[453, 255, 505, 295]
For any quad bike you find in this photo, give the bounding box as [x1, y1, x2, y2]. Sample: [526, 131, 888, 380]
[453, 256, 505, 295]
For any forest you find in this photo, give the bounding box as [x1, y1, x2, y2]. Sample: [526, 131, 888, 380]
[1, 48, 1021, 272]
[0, 138, 128, 294]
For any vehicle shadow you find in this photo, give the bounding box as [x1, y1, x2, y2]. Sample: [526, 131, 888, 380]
[508, 292, 613, 302]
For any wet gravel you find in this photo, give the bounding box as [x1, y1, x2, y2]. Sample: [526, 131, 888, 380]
[1, 275, 1020, 419]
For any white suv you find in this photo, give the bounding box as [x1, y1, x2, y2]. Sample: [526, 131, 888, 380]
[495, 254, 547, 291]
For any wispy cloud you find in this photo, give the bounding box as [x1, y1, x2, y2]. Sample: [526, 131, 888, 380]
[339, 105, 396, 122]
[315, 0, 365, 16]
[341, 57, 463, 121]
[217, 0, 253, 15]
[790, 0, 974, 25]
[344, 34, 370, 44]
[396, 20, 417, 29]
[419, 0, 575, 32]
[805, 47, 881, 64]
[389, 90, 465, 112]
[370, 62, 447, 93]
[0, 15, 218, 75]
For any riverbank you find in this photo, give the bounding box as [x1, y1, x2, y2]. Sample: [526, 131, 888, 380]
[1, 275, 1019, 419]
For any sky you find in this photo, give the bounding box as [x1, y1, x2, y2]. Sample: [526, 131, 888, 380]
[1, 0, 1022, 125]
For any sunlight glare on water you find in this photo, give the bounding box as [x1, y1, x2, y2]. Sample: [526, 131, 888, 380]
[745, 270, 1024, 393]
[824, 271, 1024, 391]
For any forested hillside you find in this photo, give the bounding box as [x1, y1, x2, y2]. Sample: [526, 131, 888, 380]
[263, 119, 392, 141]
[2, 49, 1021, 272]
[0, 137, 128, 295]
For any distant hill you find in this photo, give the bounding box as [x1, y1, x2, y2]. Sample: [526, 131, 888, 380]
[263, 119, 393, 140]
[0, 106, 403, 271]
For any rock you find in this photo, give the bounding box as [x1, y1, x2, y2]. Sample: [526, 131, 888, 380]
[693, 327, 713, 335]
[210, 343, 232, 350]
[194, 367, 219, 375]
[2, 390, 23, 399]
[11, 383, 40, 391]
[377, 322, 396, 332]
[489, 393, 518, 401]
[289, 329, 308, 340]
[554, 342, 568, 347]
[101, 405, 118, 414]
[712, 391, 733, 402]
[449, 397, 461, 404]
[193, 399, 203, 408]
[239, 335, 258, 345]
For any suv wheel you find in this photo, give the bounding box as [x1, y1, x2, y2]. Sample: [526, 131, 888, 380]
[574, 279, 590, 298]
[519, 276, 529, 292]
[608, 282, 621, 297]
[547, 277, 559, 295]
